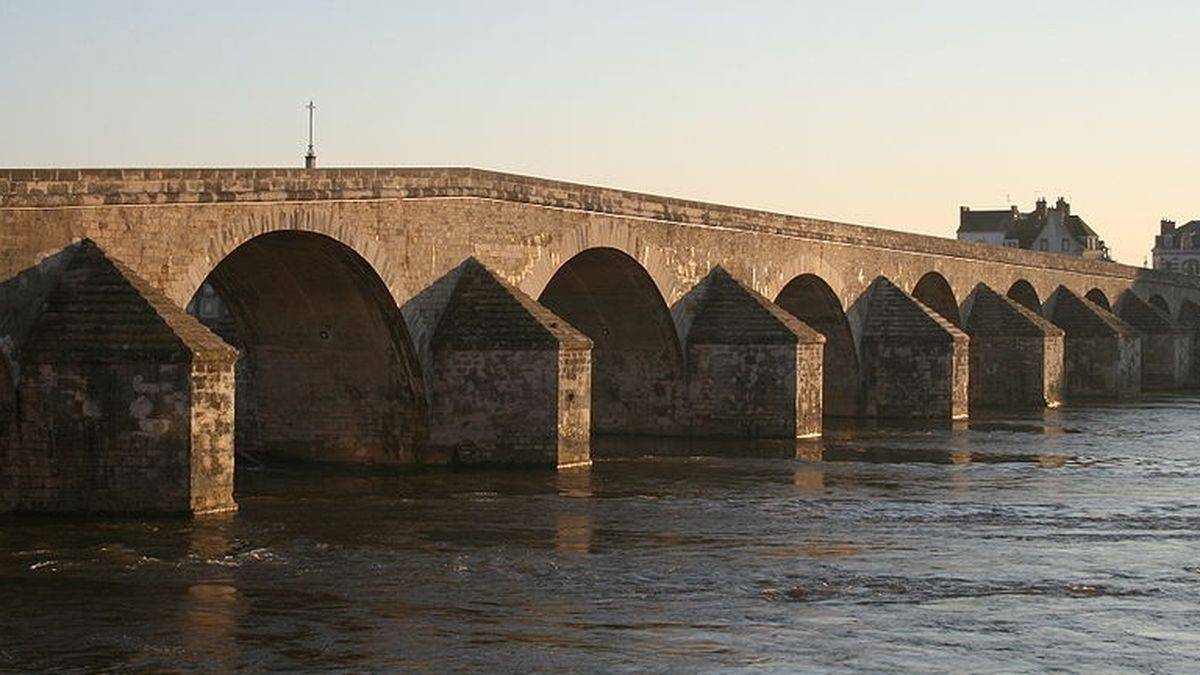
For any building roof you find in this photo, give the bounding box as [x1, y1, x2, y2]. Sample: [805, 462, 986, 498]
[957, 209, 1014, 234]
[958, 198, 1100, 251]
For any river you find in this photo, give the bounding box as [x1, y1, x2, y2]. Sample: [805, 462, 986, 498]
[3, 396, 1199, 672]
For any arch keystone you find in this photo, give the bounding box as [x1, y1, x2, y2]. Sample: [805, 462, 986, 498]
[675, 267, 825, 439]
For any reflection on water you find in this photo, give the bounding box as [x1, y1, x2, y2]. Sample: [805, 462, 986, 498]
[4, 396, 1200, 671]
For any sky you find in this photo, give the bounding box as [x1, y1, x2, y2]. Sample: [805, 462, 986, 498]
[4, 1, 1199, 264]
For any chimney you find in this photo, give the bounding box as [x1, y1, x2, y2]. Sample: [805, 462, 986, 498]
[1035, 198, 1048, 217]
[1010, 205, 1019, 218]
[1161, 219, 1177, 235]
[1055, 197, 1069, 216]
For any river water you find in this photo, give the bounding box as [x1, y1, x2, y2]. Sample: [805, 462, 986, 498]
[3, 396, 1200, 672]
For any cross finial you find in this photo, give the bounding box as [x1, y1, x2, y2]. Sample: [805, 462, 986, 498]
[304, 100, 317, 169]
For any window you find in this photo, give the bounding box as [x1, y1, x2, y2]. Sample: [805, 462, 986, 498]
[1185, 260, 1199, 275]
[1062, 238, 1071, 251]
[1166, 260, 1178, 272]
[1039, 239, 1048, 251]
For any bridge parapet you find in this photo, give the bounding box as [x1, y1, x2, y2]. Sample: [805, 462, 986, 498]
[3, 167, 1197, 294]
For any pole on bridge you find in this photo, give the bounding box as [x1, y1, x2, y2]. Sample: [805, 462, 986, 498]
[304, 100, 317, 169]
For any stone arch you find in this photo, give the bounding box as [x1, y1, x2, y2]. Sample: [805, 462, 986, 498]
[1006, 279, 1041, 312]
[775, 274, 860, 416]
[1178, 299, 1200, 329]
[1148, 294, 1170, 315]
[517, 221, 681, 307]
[173, 206, 406, 310]
[1085, 288, 1111, 310]
[912, 271, 962, 327]
[189, 230, 427, 464]
[538, 247, 683, 435]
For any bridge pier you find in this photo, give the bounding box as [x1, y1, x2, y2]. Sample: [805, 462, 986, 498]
[1, 242, 237, 515]
[675, 267, 824, 438]
[1114, 291, 1192, 390]
[405, 259, 592, 467]
[1043, 286, 1141, 399]
[858, 277, 969, 419]
[1177, 299, 1200, 388]
[962, 283, 1064, 409]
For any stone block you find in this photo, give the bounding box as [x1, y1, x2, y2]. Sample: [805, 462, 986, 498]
[675, 267, 824, 438]
[420, 258, 592, 467]
[1, 241, 237, 515]
[962, 283, 1064, 408]
[859, 277, 969, 419]
[1114, 291, 1191, 390]
[1043, 286, 1140, 399]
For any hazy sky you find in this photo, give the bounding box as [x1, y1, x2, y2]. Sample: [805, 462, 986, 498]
[4, 1, 1198, 264]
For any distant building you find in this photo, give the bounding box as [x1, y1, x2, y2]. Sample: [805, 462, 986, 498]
[957, 197, 1110, 260]
[1152, 220, 1200, 275]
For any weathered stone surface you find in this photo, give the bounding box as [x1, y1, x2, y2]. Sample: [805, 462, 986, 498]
[859, 277, 969, 419]
[962, 283, 1065, 408]
[4, 168, 1200, 514]
[1043, 286, 1141, 399]
[413, 258, 592, 467]
[1, 241, 237, 515]
[773, 275, 859, 417]
[198, 231, 426, 465]
[1177, 299, 1200, 387]
[674, 267, 825, 438]
[1114, 291, 1191, 390]
[537, 248, 682, 437]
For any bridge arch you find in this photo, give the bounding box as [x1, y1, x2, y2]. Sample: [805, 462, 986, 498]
[775, 274, 860, 416]
[188, 230, 427, 464]
[172, 207, 406, 311]
[1006, 279, 1041, 312]
[912, 272, 962, 327]
[1085, 288, 1111, 310]
[1148, 294, 1170, 315]
[538, 247, 682, 435]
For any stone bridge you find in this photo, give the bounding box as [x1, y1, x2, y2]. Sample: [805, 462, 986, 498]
[2, 168, 1198, 515]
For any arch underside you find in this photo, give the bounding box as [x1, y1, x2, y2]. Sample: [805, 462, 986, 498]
[1148, 294, 1170, 314]
[775, 274, 860, 416]
[538, 248, 682, 435]
[1085, 288, 1111, 310]
[1007, 280, 1041, 311]
[912, 272, 961, 327]
[190, 231, 426, 464]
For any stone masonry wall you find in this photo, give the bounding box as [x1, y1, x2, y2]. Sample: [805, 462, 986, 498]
[556, 347, 592, 468]
[428, 348, 561, 465]
[860, 279, 969, 419]
[1063, 336, 1142, 399]
[189, 357, 237, 514]
[8, 361, 192, 513]
[968, 336, 1064, 408]
[1140, 333, 1191, 390]
[686, 344, 799, 438]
